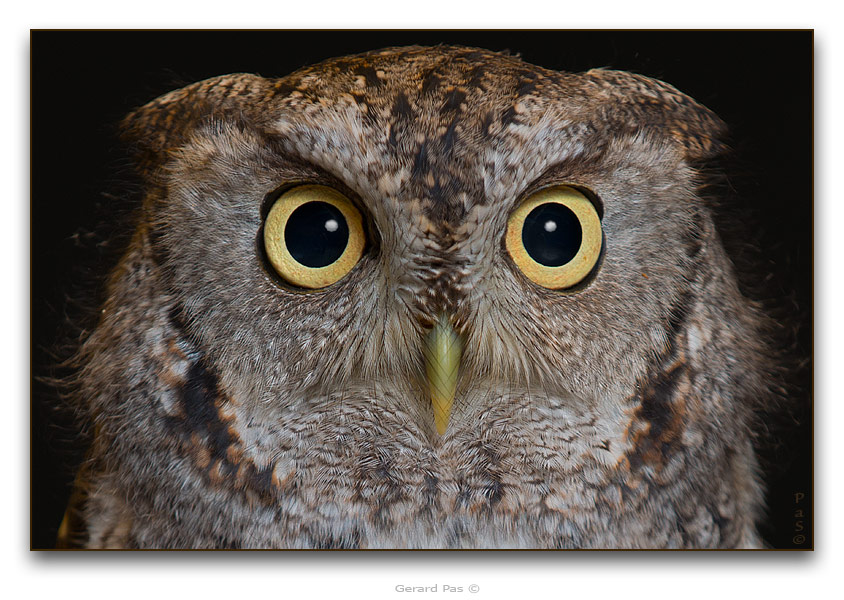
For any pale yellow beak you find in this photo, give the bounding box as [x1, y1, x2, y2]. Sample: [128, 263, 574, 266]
[424, 313, 463, 435]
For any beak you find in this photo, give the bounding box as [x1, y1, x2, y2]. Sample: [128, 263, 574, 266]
[423, 313, 463, 435]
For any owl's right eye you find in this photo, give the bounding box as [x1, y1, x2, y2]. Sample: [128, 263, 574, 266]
[263, 185, 365, 289]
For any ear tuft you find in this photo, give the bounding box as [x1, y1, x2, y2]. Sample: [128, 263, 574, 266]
[120, 73, 273, 176]
[583, 69, 729, 161]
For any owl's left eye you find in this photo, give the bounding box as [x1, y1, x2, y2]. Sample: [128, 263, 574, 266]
[263, 185, 365, 289]
[505, 186, 603, 290]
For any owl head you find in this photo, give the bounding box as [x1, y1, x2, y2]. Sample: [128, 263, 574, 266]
[67, 46, 777, 548]
[117, 45, 751, 432]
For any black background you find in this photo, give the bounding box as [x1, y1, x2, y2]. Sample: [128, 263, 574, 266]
[31, 30, 812, 549]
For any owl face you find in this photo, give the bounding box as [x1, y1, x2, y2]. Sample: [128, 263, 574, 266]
[72, 46, 769, 548]
[150, 47, 717, 435]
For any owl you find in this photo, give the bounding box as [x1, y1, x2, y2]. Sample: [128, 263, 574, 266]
[56, 45, 781, 549]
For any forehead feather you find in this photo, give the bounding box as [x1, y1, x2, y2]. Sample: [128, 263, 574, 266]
[268, 47, 598, 224]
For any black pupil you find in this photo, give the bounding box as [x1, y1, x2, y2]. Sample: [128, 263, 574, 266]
[284, 201, 350, 268]
[522, 202, 582, 267]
